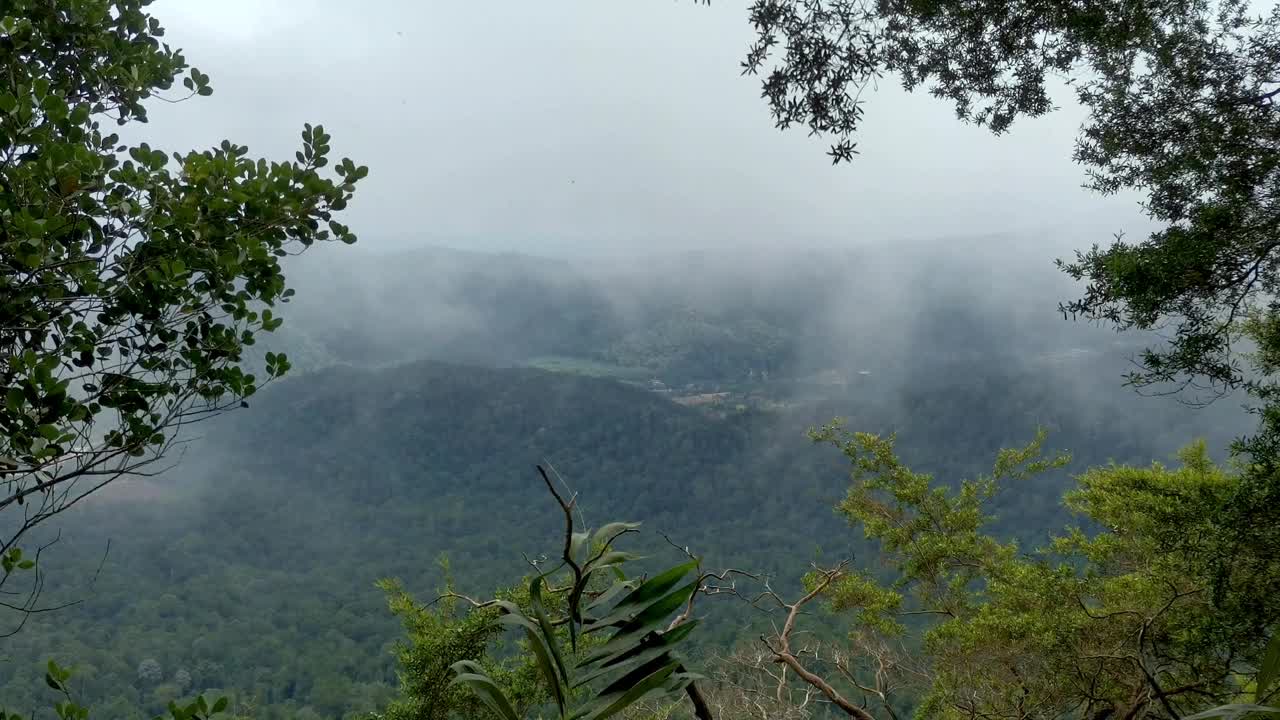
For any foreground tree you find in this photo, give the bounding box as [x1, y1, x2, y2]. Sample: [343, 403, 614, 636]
[378, 558, 559, 720]
[713, 0, 1280, 629]
[731, 0, 1279, 420]
[710, 425, 1279, 720]
[0, 0, 365, 630]
[381, 467, 713, 720]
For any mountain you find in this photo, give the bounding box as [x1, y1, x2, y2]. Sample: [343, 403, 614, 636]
[0, 244, 1254, 719]
[249, 240, 1190, 386]
[0, 361, 849, 719]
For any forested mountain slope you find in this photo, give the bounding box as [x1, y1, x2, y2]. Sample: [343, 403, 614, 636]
[0, 344, 1247, 718]
[0, 362, 839, 719]
[251, 240, 1118, 386]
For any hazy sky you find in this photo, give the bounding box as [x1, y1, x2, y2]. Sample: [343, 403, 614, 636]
[141, 0, 1155, 258]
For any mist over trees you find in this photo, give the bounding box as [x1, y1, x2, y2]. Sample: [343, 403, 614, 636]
[0, 246, 1260, 718]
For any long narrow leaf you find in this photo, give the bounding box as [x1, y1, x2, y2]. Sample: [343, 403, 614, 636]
[495, 613, 567, 714]
[583, 551, 641, 577]
[583, 561, 696, 632]
[497, 611, 545, 636]
[1259, 632, 1280, 700]
[584, 579, 639, 617]
[575, 660, 682, 720]
[1184, 704, 1280, 720]
[570, 531, 591, 564]
[588, 522, 641, 552]
[581, 582, 697, 666]
[579, 550, 642, 629]
[596, 656, 680, 698]
[448, 662, 521, 720]
[659, 673, 697, 699]
[573, 621, 699, 688]
[524, 625, 566, 714]
[489, 599, 524, 616]
[531, 576, 571, 687]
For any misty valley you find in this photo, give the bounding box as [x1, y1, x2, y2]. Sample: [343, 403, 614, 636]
[0, 245, 1251, 718]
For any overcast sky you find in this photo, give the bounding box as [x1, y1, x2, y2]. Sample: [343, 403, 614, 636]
[140, 0, 1155, 259]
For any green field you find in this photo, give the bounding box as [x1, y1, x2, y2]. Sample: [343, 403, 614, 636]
[521, 355, 653, 380]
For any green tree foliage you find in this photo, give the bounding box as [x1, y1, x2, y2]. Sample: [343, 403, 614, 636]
[1186, 630, 1280, 720]
[382, 471, 711, 720]
[0, 0, 365, 628]
[378, 557, 556, 720]
[764, 424, 1280, 720]
[447, 566, 707, 720]
[0, 658, 235, 720]
[718, 0, 1280, 655]
[732, 0, 1280, 426]
[0, 350, 1241, 718]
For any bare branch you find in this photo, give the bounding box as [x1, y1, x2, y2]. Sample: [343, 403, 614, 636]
[755, 560, 881, 720]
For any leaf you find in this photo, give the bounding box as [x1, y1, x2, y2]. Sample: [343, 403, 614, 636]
[211, 697, 228, 714]
[585, 578, 639, 617]
[573, 658, 682, 720]
[589, 521, 641, 549]
[570, 531, 590, 562]
[530, 576, 570, 685]
[581, 581, 697, 667]
[584, 560, 697, 632]
[573, 620, 698, 687]
[448, 661, 521, 720]
[1259, 631, 1280, 700]
[584, 551, 641, 575]
[506, 579, 566, 714]
[1184, 704, 1280, 720]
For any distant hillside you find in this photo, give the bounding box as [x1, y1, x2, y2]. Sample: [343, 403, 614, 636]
[255, 246, 625, 371]
[1, 351, 1249, 718]
[0, 362, 845, 719]
[0, 241, 1256, 719]
[252, 241, 1202, 392]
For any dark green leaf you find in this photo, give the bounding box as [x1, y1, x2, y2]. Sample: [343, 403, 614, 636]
[1184, 704, 1280, 720]
[574, 658, 681, 720]
[581, 581, 697, 666]
[530, 576, 570, 686]
[1259, 631, 1280, 700]
[570, 531, 590, 562]
[574, 620, 698, 687]
[584, 560, 696, 632]
[448, 662, 520, 720]
[589, 521, 641, 549]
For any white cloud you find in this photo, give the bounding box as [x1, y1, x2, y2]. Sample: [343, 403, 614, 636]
[141, 0, 1151, 257]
